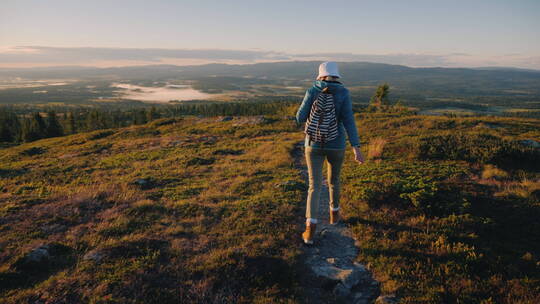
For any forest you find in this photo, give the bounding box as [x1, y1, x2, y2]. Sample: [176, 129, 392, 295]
[0, 102, 296, 145]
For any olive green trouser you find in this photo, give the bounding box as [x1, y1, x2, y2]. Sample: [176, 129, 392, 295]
[305, 147, 345, 221]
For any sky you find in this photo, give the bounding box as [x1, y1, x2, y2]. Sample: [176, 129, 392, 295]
[1, 0, 539, 69]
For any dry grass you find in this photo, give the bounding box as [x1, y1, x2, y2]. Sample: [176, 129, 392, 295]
[481, 164, 509, 180]
[367, 137, 388, 160]
[495, 178, 540, 200]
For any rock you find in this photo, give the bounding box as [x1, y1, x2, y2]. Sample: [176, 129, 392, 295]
[11, 243, 71, 272]
[25, 246, 50, 263]
[376, 295, 398, 304]
[134, 178, 150, 186]
[83, 249, 106, 263]
[311, 263, 364, 289]
[133, 178, 154, 189]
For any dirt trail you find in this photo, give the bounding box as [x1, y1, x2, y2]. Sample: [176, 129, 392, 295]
[293, 141, 383, 304]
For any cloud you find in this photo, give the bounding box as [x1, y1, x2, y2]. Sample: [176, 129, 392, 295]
[0, 46, 288, 65]
[0, 46, 538, 69]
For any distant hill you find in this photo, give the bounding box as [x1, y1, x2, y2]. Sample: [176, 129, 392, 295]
[1, 61, 540, 107]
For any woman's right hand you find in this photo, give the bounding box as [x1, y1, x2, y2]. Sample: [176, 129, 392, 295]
[352, 147, 364, 164]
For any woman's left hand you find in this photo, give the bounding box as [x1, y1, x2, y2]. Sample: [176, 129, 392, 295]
[353, 147, 364, 164]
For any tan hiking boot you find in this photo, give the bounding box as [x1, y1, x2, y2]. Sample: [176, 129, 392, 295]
[330, 209, 340, 225]
[302, 223, 317, 245]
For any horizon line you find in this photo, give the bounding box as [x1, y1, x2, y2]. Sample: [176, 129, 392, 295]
[1, 45, 539, 70]
[1, 61, 540, 73]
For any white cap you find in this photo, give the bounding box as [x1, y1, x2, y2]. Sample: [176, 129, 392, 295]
[317, 61, 341, 79]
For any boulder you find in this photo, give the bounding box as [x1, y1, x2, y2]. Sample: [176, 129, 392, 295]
[11, 243, 71, 273]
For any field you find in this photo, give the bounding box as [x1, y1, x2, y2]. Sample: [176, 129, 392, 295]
[1, 109, 539, 303]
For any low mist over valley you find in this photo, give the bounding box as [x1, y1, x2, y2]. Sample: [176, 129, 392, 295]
[1, 61, 539, 116]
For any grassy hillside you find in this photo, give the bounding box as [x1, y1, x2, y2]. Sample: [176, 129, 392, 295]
[1, 111, 539, 303]
[341, 114, 540, 303]
[0, 116, 306, 303]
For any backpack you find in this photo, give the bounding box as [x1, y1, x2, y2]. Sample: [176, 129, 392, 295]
[304, 87, 339, 146]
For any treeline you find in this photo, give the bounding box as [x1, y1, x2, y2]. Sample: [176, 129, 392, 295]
[501, 110, 540, 119]
[0, 101, 295, 144]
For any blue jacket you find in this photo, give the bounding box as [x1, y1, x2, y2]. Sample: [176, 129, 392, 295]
[296, 80, 360, 149]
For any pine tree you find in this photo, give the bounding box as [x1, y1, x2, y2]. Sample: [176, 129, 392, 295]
[65, 111, 77, 134]
[0, 110, 14, 142]
[370, 83, 390, 107]
[111, 110, 123, 128]
[86, 110, 103, 131]
[0, 119, 12, 142]
[146, 106, 160, 122]
[134, 109, 147, 125]
[45, 110, 64, 137]
[22, 112, 46, 142]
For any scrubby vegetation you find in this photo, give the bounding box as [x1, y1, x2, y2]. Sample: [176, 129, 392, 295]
[341, 113, 540, 303]
[0, 115, 306, 303]
[1, 107, 539, 303]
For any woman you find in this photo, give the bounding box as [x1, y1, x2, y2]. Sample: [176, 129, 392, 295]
[296, 61, 364, 245]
